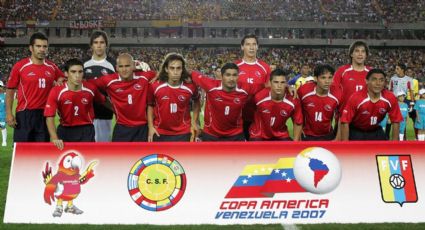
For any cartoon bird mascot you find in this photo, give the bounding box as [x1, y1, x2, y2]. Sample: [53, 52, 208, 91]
[42, 152, 97, 217]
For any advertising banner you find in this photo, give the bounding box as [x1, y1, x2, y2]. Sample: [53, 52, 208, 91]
[69, 20, 102, 29]
[4, 142, 424, 224]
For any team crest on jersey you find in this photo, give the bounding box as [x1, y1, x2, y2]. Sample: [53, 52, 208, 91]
[280, 110, 288, 117]
[324, 105, 332, 112]
[379, 108, 387, 114]
[85, 69, 92, 74]
[255, 71, 261, 77]
[133, 84, 142, 90]
[45, 71, 52, 78]
[81, 98, 89, 104]
[178, 95, 186, 102]
[101, 69, 109, 76]
[233, 98, 241, 104]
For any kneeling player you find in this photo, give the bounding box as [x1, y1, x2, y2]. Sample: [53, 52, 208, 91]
[298, 64, 341, 141]
[44, 59, 108, 150]
[249, 69, 303, 141]
[341, 69, 402, 140]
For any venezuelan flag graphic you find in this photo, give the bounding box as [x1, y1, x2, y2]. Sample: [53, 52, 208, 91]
[261, 158, 306, 195]
[225, 158, 306, 198]
[376, 155, 418, 206]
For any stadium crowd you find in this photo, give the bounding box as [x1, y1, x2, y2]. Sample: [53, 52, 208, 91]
[1, 0, 424, 23]
[1, 46, 424, 86]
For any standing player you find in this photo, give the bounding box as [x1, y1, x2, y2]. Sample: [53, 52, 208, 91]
[6, 32, 64, 142]
[294, 64, 314, 90]
[235, 34, 271, 140]
[249, 69, 303, 141]
[298, 64, 342, 141]
[191, 63, 264, 141]
[147, 53, 200, 142]
[94, 53, 155, 142]
[44, 59, 107, 150]
[84, 30, 116, 142]
[406, 67, 419, 139]
[389, 64, 415, 139]
[0, 81, 7, 146]
[341, 69, 403, 141]
[414, 89, 425, 141]
[331, 40, 371, 108]
[396, 91, 409, 141]
[389, 63, 414, 107]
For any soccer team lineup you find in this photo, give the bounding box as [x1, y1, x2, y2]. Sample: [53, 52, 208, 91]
[2, 31, 425, 147]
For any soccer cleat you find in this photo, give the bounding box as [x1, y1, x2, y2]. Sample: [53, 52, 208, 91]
[65, 205, 83, 215]
[52, 206, 63, 217]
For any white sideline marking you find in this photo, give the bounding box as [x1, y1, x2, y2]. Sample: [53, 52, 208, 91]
[282, 224, 299, 230]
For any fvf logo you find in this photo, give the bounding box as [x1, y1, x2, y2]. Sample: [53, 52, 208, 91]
[380, 158, 409, 172]
[376, 155, 418, 206]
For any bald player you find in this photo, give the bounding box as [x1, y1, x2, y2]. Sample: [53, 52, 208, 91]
[94, 53, 155, 141]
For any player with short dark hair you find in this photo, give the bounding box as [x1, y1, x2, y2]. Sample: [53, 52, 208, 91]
[235, 34, 271, 140]
[44, 59, 107, 150]
[6, 32, 64, 142]
[84, 30, 116, 142]
[249, 68, 303, 141]
[147, 53, 200, 142]
[191, 63, 264, 141]
[390, 63, 415, 139]
[294, 64, 314, 90]
[341, 69, 403, 141]
[94, 53, 155, 142]
[390, 63, 414, 103]
[298, 64, 342, 141]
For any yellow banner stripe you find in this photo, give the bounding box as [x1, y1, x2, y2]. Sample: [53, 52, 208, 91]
[274, 158, 295, 169]
[377, 156, 395, 202]
[240, 164, 275, 176]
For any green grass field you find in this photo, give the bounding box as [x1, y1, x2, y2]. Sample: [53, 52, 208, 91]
[0, 119, 423, 229]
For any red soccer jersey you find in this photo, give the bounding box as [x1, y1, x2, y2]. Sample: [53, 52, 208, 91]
[44, 82, 105, 126]
[249, 88, 303, 140]
[7, 58, 64, 111]
[298, 82, 341, 137]
[192, 71, 262, 137]
[341, 89, 403, 131]
[331, 64, 371, 107]
[235, 59, 271, 122]
[94, 71, 155, 127]
[148, 81, 199, 135]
